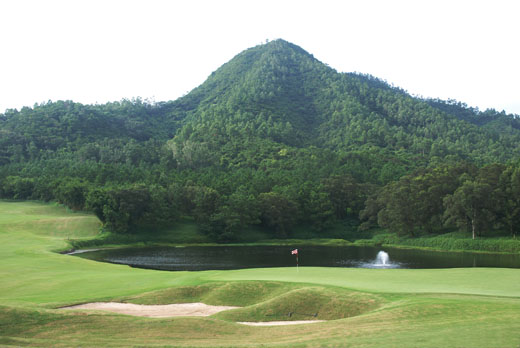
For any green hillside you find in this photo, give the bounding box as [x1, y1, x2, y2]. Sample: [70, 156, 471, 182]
[170, 39, 520, 165]
[1, 39, 520, 241]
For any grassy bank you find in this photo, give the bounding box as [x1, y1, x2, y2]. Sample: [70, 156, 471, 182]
[69, 216, 520, 255]
[0, 201, 519, 347]
[354, 231, 520, 253]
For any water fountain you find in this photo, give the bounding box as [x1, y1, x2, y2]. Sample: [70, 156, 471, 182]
[375, 251, 389, 266]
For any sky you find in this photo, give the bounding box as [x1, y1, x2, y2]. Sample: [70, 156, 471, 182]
[1, 0, 519, 114]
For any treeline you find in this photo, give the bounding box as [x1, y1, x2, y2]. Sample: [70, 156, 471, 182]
[2, 160, 520, 241]
[0, 167, 370, 241]
[361, 162, 520, 239]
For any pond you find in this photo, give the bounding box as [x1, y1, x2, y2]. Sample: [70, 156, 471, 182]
[72, 245, 520, 271]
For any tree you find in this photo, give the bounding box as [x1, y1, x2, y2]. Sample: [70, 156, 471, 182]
[0, 176, 35, 200]
[55, 178, 88, 210]
[85, 188, 112, 223]
[191, 186, 221, 227]
[322, 175, 362, 219]
[375, 179, 418, 236]
[443, 180, 495, 239]
[359, 194, 383, 231]
[258, 192, 297, 237]
[497, 166, 520, 238]
[85, 185, 152, 233]
[208, 188, 261, 241]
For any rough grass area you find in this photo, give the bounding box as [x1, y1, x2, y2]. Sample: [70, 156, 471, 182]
[1, 201, 519, 348]
[124, 281, 295, 307]
[214, 286, 383, 322]
[122, 281, 383, 321]
[2, 295, 520, 348]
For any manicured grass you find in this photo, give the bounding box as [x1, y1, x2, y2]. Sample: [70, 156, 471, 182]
[69, 220, 212, 249]
[0, 201, 519, 347]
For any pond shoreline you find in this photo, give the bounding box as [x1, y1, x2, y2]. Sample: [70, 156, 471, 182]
[62, 237, 520, 256]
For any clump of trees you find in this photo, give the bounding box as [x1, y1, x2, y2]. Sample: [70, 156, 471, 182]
[360, 162, 520, 239]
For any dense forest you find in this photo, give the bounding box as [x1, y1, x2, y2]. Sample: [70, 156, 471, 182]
[1, 39, 520, 241]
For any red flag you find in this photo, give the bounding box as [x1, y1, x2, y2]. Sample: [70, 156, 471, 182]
[291, 249, 298, 255]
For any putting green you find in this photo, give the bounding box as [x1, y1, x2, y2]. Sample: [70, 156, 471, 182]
[1, 201, 519, 347]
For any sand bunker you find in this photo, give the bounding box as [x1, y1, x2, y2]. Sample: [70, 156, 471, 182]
[62, 302, 239, 318]
[62, 302, 327, 325]
[237, 320, 325, 326]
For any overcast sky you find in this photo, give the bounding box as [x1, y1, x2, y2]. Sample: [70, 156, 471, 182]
[1, 0, 519, 114]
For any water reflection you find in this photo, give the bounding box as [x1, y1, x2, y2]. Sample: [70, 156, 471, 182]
[74, 245, 520, 271]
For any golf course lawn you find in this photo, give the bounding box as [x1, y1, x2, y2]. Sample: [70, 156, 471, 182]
[1, 201, 519, 347]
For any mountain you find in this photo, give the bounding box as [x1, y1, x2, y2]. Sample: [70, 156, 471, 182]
[167, 39, 520, 171]
[3, 39, 520, 169]
[2, 39, 520, 239]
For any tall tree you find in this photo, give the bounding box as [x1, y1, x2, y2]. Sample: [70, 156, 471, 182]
[497, 166, 520, 238]
[443, 180, 495, 239]
[258, 192, 297, 237]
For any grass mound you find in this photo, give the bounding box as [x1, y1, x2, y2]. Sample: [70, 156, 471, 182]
[124, 281, 384, 322]
[215, 286, 383, 322]
[124, 281, 299, 307]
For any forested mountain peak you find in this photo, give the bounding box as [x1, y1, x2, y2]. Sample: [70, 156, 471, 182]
[171, 39, 333, 144]
[168, 39, 520, 171]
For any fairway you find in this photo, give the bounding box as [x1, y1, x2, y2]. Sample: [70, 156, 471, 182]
[1, 201, 519, 347]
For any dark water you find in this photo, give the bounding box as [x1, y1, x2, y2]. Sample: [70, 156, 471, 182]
[73, 245, 520, 271]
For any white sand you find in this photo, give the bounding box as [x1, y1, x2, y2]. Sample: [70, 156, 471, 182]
[62, 302, 327, 325]
[237, 320, 326, 326]
[61, 302, 239, 318]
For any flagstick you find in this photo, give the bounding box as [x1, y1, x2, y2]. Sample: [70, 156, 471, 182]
[291, 249, 299, 272]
